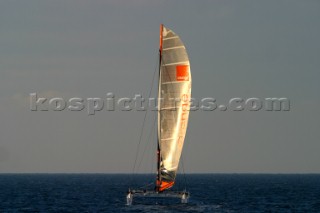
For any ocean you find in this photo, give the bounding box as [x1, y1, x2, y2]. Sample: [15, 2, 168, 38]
[0, 174, 319, 212]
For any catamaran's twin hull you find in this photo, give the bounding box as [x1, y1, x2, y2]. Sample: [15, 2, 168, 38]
[126, 190, 189, 205]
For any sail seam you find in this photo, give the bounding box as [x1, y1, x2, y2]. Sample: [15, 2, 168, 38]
[161, 137, 177, 141]
[162, 81, 185, 85]
[162, 46, 185, 51]
[163, 36, 178, 40]
[160, 106, 181, 110]
[163, 61, 189, 66]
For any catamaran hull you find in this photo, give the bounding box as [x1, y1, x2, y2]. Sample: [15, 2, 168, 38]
[126, 189, 189, 205]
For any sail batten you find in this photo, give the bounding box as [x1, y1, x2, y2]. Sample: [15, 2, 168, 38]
[162, 61, 190, 66]
[162, 46, 185, 51]
[157, 25, 191, 192]
[163, 36, 179, 41]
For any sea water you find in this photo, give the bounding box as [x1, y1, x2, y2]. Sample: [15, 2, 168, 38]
[0, 174, 319, 212]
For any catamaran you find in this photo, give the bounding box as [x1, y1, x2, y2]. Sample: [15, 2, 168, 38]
[126, 24, 192, 205]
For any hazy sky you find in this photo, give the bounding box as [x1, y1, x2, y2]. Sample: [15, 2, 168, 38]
[0, 0, 319, 173]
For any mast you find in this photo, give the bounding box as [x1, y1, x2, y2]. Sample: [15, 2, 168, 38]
[156, 24, 163, 192]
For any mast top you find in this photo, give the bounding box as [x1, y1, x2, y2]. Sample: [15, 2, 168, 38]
[159, 24, 163, 52]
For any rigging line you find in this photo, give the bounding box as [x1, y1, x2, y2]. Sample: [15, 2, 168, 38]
[148, 120, 157, 186]
[136, 110, 157, 172]
[139, 182, 154, 189]
[150, 124, 156, 175]
[180, 152, 188, 189]
[131, 51, 159, 177]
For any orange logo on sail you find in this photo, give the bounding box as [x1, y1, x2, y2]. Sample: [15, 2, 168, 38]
[176, 65, 189, 81]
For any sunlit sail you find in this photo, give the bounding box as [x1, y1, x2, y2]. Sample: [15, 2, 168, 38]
[156, 24, 192, 192]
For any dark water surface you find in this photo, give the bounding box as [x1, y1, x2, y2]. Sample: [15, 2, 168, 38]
[0, 174, 319, 212]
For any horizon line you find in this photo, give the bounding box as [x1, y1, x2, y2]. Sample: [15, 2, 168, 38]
[0, 172, 319, 175]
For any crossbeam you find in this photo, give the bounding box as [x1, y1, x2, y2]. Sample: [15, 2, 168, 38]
[126, 189, 189, 205]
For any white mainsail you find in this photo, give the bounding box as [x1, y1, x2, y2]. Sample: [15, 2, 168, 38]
[157, 24, 191, 191]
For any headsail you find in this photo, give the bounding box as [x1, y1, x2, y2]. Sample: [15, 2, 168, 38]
[157, 24, 191, 192]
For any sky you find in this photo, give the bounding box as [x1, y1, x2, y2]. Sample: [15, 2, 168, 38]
[0, 0, 319, 173]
